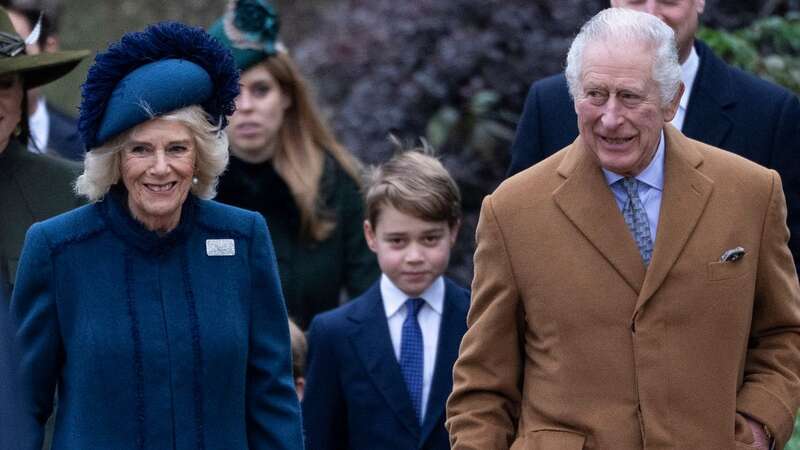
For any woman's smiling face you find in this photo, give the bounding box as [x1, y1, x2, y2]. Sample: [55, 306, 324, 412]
[119, 118, 196, 233]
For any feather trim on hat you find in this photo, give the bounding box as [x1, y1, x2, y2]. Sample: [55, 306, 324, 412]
[224, 0, 281, 55]
[79, 21, 239, 149]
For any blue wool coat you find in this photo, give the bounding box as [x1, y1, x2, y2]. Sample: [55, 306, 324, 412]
[10, 189, 304, 450]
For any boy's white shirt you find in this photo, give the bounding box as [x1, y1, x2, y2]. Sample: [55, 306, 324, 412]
[381, 273, 444, 422]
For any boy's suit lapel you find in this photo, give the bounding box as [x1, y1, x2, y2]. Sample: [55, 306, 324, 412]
[347, 283, 421, 438]
[420, 279, 468, 445]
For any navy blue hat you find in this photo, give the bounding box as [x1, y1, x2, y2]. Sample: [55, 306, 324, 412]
[79, 22, 240, 150]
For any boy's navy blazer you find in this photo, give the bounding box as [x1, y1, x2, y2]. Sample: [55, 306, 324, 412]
[302, 278, 470, 450]
[506, 40, 800, 270]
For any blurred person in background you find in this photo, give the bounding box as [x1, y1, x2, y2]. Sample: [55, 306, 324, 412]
[10, 21, 303, 450]
[210, 0, 379, 329]
[506, 0, 800, 272]
[1, 0, 85, 160]
[0, 5, 85, 293]
[288, 319, 307, 400]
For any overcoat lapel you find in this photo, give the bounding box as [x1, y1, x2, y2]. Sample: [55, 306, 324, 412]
[636, 126, 712, 311]
[347, 286, 420, 438]
[420, 280, 468, 444]
[553, 139, 646, 294]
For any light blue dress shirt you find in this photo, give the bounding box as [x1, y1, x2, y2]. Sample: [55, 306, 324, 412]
[602, 130, 666, 242]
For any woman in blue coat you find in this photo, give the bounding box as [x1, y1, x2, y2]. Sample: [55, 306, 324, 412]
[10, 21, 304, 450]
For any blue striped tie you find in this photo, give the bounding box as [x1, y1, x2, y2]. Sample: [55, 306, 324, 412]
[399, 297, 425, 424]
[621, 177, 654, 265]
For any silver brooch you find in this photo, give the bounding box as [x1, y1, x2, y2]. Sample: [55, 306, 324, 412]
[206, 239, 235, 256]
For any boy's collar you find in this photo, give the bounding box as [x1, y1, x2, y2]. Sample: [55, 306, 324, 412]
[381, 274, 445, 317]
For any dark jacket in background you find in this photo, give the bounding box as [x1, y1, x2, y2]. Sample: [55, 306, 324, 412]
[506, 40, 800, 270]
[0, 139, 82, 288]
[45, 101, 86, 161]
[216, 154, 379, 328]
[10, 191, 304, 450]
[302, 278, 470, 450]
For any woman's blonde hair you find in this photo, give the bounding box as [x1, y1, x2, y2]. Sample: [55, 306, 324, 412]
[256, 52, 363, 242]
[74, 105, 229, 202]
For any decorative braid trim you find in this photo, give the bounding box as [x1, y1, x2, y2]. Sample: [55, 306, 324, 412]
[123, 248, 146, 450]
[180, 248, 206, 450]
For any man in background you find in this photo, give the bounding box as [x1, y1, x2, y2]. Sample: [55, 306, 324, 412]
[506, 0, 800, 271]
[2, 0, 85, 160]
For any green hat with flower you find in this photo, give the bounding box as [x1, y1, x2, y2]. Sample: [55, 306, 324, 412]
[208, 0, 283, 71]
[0, 6, 88, 88]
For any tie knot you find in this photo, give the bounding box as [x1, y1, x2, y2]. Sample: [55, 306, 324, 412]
[621, 177, 639, 198]
[406, 298, 425, 317]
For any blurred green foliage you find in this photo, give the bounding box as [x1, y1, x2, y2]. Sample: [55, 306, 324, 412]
[698, 14, 800, 93]
[790, 416, 800, 450]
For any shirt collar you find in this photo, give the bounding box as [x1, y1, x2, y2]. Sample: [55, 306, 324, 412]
[602, 128, 665, 192]
[679, 44, 700, 111]
[381, 273, 445, 317]
[28, 97, 49, 152]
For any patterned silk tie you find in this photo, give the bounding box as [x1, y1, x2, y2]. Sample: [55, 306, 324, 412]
[621, 177, 654, 265]
[399, 297, 425, 424]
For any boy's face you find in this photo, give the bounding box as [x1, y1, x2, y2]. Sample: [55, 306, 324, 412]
[364, 205, 458, 298]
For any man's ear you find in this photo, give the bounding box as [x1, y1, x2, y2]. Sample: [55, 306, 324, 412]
[44, 35, 60, 53]
[695, 0, 706, 14]
[363, 220, 378, 253]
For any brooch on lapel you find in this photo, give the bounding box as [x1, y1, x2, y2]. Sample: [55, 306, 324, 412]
[206, 239, 235, 256]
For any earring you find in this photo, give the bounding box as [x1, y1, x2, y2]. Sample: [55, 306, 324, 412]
[192, 177, 199, 185]
[13, 124, 21, 137]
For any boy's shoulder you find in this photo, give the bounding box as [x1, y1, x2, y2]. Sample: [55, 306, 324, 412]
[309, 281, 383, 334]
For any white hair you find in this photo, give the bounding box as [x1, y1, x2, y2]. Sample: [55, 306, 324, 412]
[75, 105, 229, 201]
[565, 7, 682, 107]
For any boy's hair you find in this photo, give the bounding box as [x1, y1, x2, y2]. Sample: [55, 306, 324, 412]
[363, 148, 461, 227]
[288, 319, 307, 379]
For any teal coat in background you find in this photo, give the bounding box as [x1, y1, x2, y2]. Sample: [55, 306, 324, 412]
[0, 140, 82, 289]
[216, 155, 379, 329]
[11, 189, 304, 450]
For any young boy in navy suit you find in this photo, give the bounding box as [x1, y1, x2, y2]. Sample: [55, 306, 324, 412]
[302, 149, 469, 450]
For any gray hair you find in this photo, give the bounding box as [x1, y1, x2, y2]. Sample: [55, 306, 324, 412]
[74, 105, 229, 202]
[565, 7, 682, 107]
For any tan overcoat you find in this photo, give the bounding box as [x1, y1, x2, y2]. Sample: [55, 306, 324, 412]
[446, 125, 800, 449]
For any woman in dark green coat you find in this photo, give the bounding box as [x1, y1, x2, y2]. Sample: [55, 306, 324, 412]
[210, 0, 378, 329]
[0, 6, 87, 291]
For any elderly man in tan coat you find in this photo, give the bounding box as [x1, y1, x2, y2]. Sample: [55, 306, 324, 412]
[446, 8, 800, 450]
